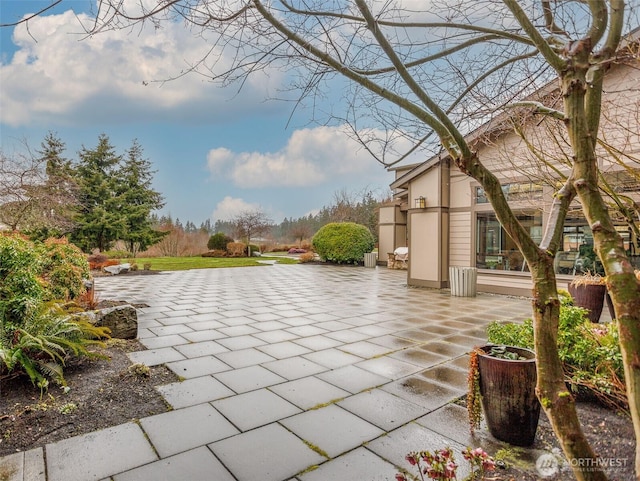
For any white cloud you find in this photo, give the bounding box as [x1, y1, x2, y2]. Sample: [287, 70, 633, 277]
[211, 196, 261, 221]
[206, 125, 408, 188]
[0, 7, 284, 127]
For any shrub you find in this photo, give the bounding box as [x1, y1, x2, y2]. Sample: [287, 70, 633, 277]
[0, 234, 44, 327]
[208, 232, 234, 251]
[312, 222, 375, 264]
[0, 234, 108, 388]
[87, 253, 108, 269]
[246, 244, 260, 256]
[299, 252, 316, 263]
[288, 248, 307, 254]
[39, 238, 90, 301]
[487, 303, 626, 410]
[227, 242, 246, 257]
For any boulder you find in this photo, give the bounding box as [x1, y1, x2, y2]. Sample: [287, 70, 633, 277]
[88, 304, 138, 339]
[103, 263, 131, 275]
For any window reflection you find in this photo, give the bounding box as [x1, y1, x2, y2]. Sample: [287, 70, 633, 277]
[476, 212, 541, 271]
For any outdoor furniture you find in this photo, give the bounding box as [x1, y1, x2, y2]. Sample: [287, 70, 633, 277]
[388, 247, 409, 269]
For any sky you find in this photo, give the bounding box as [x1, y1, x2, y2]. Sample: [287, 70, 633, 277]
[0, 1, 398, 226]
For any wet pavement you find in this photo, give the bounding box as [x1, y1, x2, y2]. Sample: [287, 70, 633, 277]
[2, 263, 536, 481]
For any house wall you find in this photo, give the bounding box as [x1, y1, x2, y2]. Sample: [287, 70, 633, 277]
[406, 161, 450, 288]
[385, 60, 640, 296]
[378, 205, 407, 263]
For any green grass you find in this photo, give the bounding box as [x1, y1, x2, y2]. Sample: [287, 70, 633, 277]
[130, 255, 298, 271]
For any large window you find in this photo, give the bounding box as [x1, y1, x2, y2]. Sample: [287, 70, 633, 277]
[477, 211, 640, 274]
[554, 216, 640, 274]
[476, 212, 542, 271]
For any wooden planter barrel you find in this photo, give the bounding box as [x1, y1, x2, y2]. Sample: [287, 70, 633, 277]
[568, 283, 606, 323]
[478, 345, 540, 446]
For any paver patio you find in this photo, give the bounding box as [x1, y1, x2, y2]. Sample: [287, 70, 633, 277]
[1, 263, 536, 481]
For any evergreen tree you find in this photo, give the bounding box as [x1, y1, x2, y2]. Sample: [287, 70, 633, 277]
[71, 134, 124, 252]
[32, 132, 79, 239]
[117, 140, 166, 255]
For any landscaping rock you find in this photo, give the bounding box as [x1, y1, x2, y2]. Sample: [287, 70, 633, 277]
[88, 304, 138, 339]
[103, 263, 131, 275]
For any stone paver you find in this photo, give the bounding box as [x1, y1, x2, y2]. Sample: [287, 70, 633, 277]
[337, 389, 426, 431]
[214, 364, 287, 393]
[269, 376, 350, 409]
[140, 403, 239, 458]
[212, 388, 302, 431]
[45, 423, 157, 481]
[298, 447, 398, 481]
[209, 423, 325, 481]
[1, 264, 536, 481]
[316, 364, 390, 393]
[280, 404, 385, 458]
[156, 375, 235, 408]
[113, 447, 235, 481]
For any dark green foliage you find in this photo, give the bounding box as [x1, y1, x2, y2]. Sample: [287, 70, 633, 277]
[1, 302, 109, 386]
[117, 140, 166, 255]
[71, 134, 124, 252]
[312, 222, 375, 264]
[0, 234, 45, 327]
[70, 135, 164, 253]
[208, 232, 234, 251]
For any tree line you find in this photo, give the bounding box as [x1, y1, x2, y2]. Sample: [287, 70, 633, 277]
[209, 188, 387, 244]
[2, 133, 388, 256]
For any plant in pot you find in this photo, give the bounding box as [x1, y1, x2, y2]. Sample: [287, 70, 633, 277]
[568, 271, 606, 323]
[468, 344, 540, 447]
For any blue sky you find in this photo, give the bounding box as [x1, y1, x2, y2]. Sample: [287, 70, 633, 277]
[0, 1, 400, 225]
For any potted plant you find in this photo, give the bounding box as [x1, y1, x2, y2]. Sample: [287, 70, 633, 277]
[468, 345, 540, 446]
[568, 272, 606, 323]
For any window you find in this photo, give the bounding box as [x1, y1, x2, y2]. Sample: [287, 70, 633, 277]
[476, 212, 542, 271]
[475, 182, 543, 204]
[553, 215, 640, 275]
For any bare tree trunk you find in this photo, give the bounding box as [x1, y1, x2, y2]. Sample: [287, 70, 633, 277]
[529, 260, 607, 481]
[470, 158, 607, 481]
[560, 36, 640, 478]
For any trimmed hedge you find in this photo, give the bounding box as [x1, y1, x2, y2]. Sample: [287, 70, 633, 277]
[312, 222, 375, 264]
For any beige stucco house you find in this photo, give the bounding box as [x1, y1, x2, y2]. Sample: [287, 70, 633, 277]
[379, 53, 640, 297]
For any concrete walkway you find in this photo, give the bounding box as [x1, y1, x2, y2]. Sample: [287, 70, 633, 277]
[2, 264, 535, 481]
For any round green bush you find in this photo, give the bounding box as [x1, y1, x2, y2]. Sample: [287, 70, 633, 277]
[208, 232, 234, 251]
[312, 222, 375, 264]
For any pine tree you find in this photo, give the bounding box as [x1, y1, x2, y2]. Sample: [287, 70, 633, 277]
[71, 134, 124, 252]
[117, 140, 165, 255]
[32, 132, 79, 238]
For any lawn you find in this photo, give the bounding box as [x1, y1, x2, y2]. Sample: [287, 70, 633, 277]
[132, 255, 299, 271]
